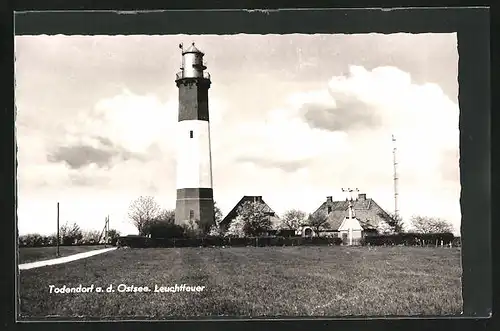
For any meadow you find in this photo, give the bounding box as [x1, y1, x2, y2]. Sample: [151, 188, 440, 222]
[18, 245, 108, 264]
[18, 246, 463, 319]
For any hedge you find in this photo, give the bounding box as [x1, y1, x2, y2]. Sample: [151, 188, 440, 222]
[117, 235, 343, 248]
[19, 234, 120, 247]
[362, 232, 455, 246]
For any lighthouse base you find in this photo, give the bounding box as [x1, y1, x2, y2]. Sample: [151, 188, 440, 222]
[175, 188, 215, 232]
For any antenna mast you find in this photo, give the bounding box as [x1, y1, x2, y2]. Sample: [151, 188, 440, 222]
[392, 134, 399, 217]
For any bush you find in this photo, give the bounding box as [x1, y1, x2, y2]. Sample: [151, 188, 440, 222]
[362, 232, 455, 246]
[117, 235, 152, 248]
[149, 221, 185, 239]
[277, 229, 296, 237]
[60, 222, 83, 246]
[19, 234, 45, 247]
[107, 229, 121, 246]
[78, 230, 102, 245]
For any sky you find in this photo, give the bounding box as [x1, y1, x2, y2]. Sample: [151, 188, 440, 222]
[14, 33, 460, 236]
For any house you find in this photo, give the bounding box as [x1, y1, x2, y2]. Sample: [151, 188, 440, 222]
[302, 193, 391, 243]
[219, 196, 280, 234]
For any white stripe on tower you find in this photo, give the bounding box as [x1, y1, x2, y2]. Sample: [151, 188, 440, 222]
[176, 120, 213, 189]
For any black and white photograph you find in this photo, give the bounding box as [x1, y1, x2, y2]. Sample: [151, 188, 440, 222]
[15, 31, 463, 319]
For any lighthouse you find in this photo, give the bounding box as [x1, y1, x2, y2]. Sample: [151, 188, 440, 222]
[174, 42, 215, 231]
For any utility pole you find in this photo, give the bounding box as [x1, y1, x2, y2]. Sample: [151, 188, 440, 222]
[56, 202, 60, 257]
[103, 215, 109, 248]
[392, 134, 399, 218]
[106, 215, 110, 246]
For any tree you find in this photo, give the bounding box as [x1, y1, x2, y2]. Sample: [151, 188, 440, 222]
[45, 233, 58, 246]
[410, 215, 454, 234]
[128, 196, 161, 236]
[308, 210, 330, 236]
[107, 229, 121, 245]
[224, 215, 246, 238]
[214, 202, 223, 224]
[208, 202, 225, 236]
[376, 220, 394, 235]
[195, 218, 213, 236]
[180, 218, 201, 238]
[377, 212, 405, 233]
[143, 209, 175, 236]
[155, 209, 176, 224]
[19, 233, 44, 247]
[280, 209, 307, 230]
[208, 224, 225, 236]
[237, 201, 272, 236]
[80, 230, 101, 244]
[59, 222, 83, 245]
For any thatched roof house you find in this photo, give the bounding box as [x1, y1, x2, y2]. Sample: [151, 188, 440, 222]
[310, 193, 391, 233]
[219, 196, 280, 232]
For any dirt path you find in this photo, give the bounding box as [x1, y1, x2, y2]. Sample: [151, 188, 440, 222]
[18, 247, 117, 270]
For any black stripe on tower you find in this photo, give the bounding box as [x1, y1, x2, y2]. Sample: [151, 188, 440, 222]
[177, 78, 211, 122]
[177, 188, 213, 200]
[175, 188, 215, 227]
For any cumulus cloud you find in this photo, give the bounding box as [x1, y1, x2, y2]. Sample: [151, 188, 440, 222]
[216, 65, 460, 232]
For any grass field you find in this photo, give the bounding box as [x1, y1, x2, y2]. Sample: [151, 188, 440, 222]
[18, 246, 462, 319]
[18, 245, 108, 264]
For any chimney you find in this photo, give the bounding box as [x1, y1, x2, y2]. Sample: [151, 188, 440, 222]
[326, 196, 333, 203]
[358, 193, 367, 201]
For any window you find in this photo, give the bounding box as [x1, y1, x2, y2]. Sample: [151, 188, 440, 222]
[189, 130, 193, 138]
[327, 206, 332, 213]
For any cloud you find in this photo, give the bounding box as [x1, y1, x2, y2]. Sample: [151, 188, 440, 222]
[236, 156, 312, 173]
[47, 142, 146, 170]
[301, 99, 381, 132]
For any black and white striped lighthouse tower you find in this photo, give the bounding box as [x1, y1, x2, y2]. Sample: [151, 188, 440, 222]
[174, 42, 215, 230]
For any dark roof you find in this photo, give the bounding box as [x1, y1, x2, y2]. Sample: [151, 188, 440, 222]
[311, 196, 391, 231]
[182, 43, 204, 55]
[220, 196, 278, 227]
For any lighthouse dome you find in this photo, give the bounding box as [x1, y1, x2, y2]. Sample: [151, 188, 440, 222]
[182, 42, 204, 55]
